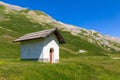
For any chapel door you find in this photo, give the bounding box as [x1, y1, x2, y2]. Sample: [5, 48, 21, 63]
[50, 48, 54, 63]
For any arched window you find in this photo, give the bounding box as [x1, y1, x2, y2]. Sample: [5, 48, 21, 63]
[50, 48, 54, 53]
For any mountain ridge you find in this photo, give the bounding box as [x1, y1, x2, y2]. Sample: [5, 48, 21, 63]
[0, 1, 26, 11]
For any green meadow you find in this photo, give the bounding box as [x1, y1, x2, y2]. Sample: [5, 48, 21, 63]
[0, 56, 120, 80]
[0, 31, 120, 80]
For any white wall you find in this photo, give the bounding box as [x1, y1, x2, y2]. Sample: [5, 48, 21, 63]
[20, 33, 59, 63]
[43, 33, 59, 63]
[21, 39, 44, 60]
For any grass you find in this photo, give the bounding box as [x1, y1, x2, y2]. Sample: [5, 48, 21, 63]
[0, 56, 120, 80]
[0, 20, 119, 80]
[60, 31, 108, 56]
[0, 34, 119, 80]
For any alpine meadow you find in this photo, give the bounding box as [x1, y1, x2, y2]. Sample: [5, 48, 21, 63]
[0, 2, 120, 80]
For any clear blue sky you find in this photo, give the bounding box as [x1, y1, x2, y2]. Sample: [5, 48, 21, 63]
[1, 0, 120, 37]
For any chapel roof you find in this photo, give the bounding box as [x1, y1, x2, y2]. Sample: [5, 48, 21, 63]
[13, 28, 66, 44]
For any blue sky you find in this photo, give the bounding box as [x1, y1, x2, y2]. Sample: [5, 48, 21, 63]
[1, 0, 120, 37]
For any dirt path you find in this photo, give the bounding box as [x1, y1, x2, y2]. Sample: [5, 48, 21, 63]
[60, 47, 77, 54]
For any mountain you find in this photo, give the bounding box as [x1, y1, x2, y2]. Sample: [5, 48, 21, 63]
[0, 1, 120, 58]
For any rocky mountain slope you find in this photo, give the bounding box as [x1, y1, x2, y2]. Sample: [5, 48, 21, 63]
[0, 1, 120, 58]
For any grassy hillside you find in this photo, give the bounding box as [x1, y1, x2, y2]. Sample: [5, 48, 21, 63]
[0, 5, 108, 58]
[0, 5, 120, 80]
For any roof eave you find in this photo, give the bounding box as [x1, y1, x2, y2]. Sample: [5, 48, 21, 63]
[13, 37, 45, 43]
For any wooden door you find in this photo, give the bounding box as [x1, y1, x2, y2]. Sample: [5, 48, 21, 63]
[50, 48, 54, 63]
[50, 52, 52, 63]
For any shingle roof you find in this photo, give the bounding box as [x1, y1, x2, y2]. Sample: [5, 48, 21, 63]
[13, 28, 65, 44]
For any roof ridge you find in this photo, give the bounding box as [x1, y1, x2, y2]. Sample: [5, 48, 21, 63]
[24, 27, 56, 36]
